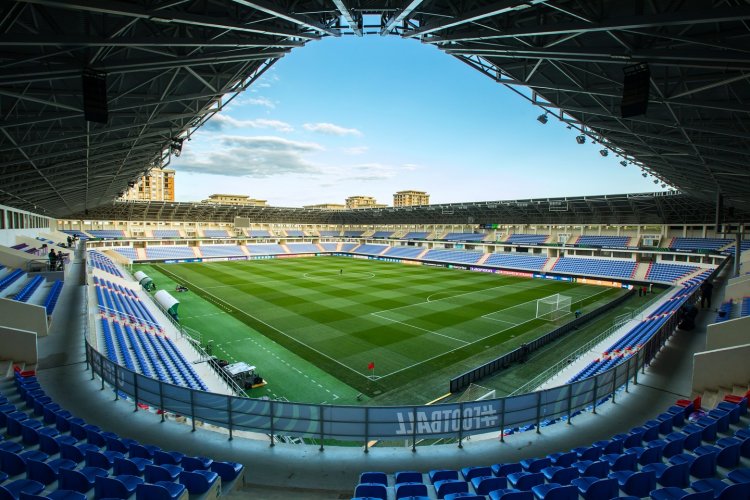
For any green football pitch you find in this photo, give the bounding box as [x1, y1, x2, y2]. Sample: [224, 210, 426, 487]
[134, 257, 624, 404]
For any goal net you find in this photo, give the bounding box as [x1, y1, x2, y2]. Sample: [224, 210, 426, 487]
[536, 293, 572, 321]
[456, 383, 496, 402]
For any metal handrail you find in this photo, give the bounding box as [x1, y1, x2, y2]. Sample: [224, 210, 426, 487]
[85, 290, 687, 448]
[510, 289, 670, 396]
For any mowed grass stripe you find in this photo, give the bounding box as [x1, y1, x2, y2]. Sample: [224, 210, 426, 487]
[154, 258, 619, 396]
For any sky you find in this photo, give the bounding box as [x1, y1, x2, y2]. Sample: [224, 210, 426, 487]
[170, 35, 664, 207]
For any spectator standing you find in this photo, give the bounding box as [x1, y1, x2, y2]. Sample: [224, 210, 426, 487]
[48, 249, 57, 270]
[700, 280, 714, 308]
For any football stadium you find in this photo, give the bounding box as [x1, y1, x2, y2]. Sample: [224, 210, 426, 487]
[2, 2, 750, 499]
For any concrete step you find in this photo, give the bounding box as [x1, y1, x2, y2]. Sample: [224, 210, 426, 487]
[0, 360, 13, 379]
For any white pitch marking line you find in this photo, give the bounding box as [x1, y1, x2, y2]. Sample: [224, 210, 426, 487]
[157, 264, 612, 380]
[370, 312, 470, 345]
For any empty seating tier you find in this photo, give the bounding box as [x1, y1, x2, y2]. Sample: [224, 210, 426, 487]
[284, 229, 305, 237]
[203, 229, 230, 238]
[351, 390, 750, 500]
[87, 230, 126, 239]
[552, 257, 636, 279]
[484, 253, 548, 271]
[246, 230, 271, 238]
[87, 251, 125, 278]
[383, 246, 424, 258]
[151, 229, 181, 238]
[319, 230, 340, 237]
[113, 248, 138, 261]
[352, 244, 388, 255]
[646, 263, 700, 283]
[506, 233, 550, 244]
[245, 244, 286, 254]
[402, 231, 429, 240]
[576, 235, 631, 247]
[423, 249, 483, 264]
[286, 243, 319, 253]
[0, 369, 243, 499]
[343, 230, 363, 237]
[371, 231, 393, 238]
[670, 237, 731, 251]
[198, 245, 245, 258]
[443, 232, 487, 241]
[143, 246, 196, 260]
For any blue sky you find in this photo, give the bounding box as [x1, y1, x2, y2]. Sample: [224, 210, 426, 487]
[171, 35, 664, 206]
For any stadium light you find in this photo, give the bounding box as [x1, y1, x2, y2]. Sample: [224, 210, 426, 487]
[599, 149, 608, 157]
[642, 172, 648, 177]
[537, 113, 548, 124]
[620, 160, 627, 167]
[575, 135, 586, 144]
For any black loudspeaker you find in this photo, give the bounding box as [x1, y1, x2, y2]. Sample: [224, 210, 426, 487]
[620, 63, 650, 118]
[82, 70, 108, 124]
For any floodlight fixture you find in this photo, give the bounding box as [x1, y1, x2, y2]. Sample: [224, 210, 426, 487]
[642, 172, 648, 177]
[575, 135, 586, 144]
[599, 149, 608, 157]
[171, 137, 184, 157]
[620, 160, 628, 167]
[537, 113, 548, 124]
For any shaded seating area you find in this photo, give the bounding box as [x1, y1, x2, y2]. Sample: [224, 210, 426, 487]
[552, 257, 636, 279]
[151, 230, 181, 238]
[669, 238, 731, 252]
[575, 236, 631, 248]
[646, 263, 700, 283]
[506, 234, 550, 245]
[443, 232, 487, 242]
[87, 230, 126, 239]
[401, 232, 429, 240]
[0, 368, 243, 499]
[203, 229, 230, 238]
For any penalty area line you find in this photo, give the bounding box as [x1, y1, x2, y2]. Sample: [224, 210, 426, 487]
[152, 264, 378, 382]
[370, 312, 470, 346]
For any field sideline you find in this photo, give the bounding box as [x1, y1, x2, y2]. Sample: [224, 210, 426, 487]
[136, 257, 623, 399]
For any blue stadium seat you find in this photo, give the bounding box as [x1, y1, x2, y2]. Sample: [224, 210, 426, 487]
[94, 474, 144, 499]
[135, 481, 186, 500]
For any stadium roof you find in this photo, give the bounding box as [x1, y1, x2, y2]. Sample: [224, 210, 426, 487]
[73, 191, 724, 225]
[2, 1, 749, 219]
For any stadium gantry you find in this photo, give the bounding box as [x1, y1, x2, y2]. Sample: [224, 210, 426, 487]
[1, 1, 750, 219]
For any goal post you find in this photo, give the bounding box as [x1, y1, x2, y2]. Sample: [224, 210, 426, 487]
[536, 293, 572, 321]
[456, 383, 496, 402]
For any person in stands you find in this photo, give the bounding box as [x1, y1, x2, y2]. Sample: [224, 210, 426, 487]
[700, 280, 714, 308]
[48, 249, 57, 270]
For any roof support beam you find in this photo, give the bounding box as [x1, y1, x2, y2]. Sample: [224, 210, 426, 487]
[331, 0, 362, 36]
[229, 0, 339, 36]
[381, 0, 425, 35]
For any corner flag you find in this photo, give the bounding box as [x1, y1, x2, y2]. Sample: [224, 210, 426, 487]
[367, 361, 375, 371]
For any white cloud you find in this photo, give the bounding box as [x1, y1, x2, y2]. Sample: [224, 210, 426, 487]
[205, 114, 293, 132]
[342, 146, 369, 155]
[174, 135, 322, 178]
[401, 163, 421, 171]
[245, 97, 275, 109]
[303, 122, 363, 137]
